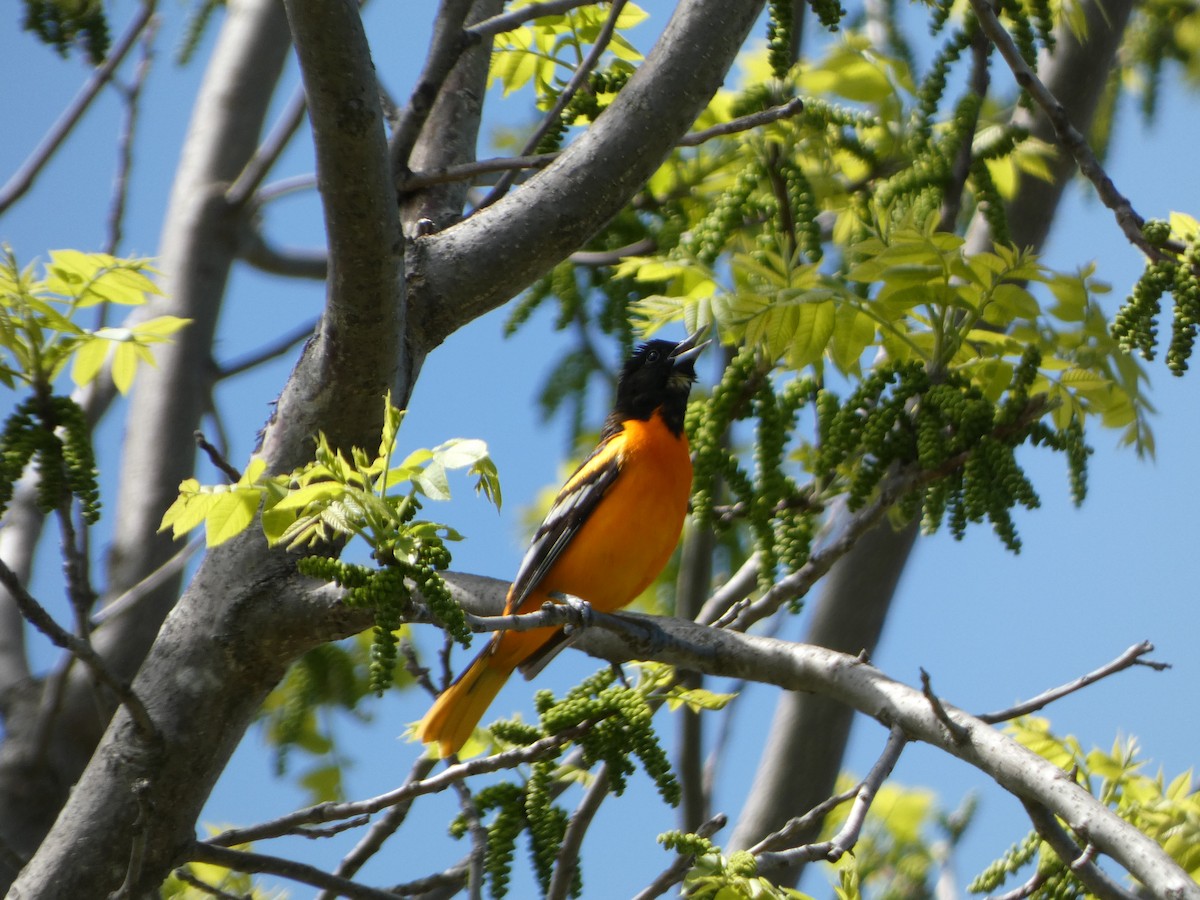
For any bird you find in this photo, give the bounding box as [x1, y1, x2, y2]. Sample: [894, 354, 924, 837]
[416, 329, 709, 757]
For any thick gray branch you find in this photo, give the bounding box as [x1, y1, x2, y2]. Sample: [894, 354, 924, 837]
[408, 0, 767, 348]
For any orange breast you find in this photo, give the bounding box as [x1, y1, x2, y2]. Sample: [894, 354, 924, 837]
[539, 413, 692, 612]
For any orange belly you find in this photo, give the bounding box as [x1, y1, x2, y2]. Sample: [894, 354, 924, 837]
[535, 414, 692, 612]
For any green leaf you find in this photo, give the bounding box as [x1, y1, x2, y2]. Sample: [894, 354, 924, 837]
[70, 335, 110, 387]
[204, 488, 263, 547]
[787, 300, 836, 369]
[434, 437, 490, 469]
[415, 460, 451, 500]
[829, 305, 877, 373]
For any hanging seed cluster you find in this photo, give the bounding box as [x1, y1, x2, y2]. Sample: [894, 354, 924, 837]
[298, 521, 460, 696]
[0, 395, 99, 524]
[1112, 219, 1200, 375]
[453, 668, 681, 899]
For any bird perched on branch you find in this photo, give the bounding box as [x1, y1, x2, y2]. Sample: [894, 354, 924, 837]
[417, 329, 709, 757]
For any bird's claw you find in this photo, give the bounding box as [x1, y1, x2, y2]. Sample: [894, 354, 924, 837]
[545, 592, 594, 633]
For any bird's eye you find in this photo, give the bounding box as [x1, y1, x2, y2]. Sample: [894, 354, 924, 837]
[645, 349, 661, 363]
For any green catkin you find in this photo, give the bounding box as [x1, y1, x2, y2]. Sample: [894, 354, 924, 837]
[679, 167, 765, 266]
[968, 831, 1041, 893]
[1027, 0, 1056, 51]
[914, 28, 972, 146]
[970, 158, 1011, 246]
[525, 760, 562, 894]
[659, 830, 715, 857]
[687, 347, 759, 525]
[808, 0, 846, 31]
[1112, 257, 1173, 359]
[55, 397, 100, 524]
[459, 783, 525, 900]
[780, 159, 823, 262]
[1167, 242, 1200, 375]
[766, 0, 795, 79]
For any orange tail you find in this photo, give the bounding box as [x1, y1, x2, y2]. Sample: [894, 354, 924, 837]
[416, 644, 513, 757]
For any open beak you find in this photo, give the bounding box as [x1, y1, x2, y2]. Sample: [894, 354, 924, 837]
[669, 326, 711, 368]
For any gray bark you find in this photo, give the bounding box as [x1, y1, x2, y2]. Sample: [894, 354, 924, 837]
[7, 0, 767, 895]
[0, 0, 294, 881]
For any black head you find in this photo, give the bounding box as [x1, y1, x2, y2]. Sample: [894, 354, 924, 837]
[610, 329, 709, 436]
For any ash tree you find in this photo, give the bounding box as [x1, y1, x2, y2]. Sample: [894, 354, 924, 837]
[2, 0, 1199, 898]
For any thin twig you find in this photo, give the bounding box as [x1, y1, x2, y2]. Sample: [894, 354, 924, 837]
[756, 726, 909, 870]
[400, 98, 808, 195]
[631, 813, 727, 900]
[209, 720, 602, 847]
[699, 552, 761, 627]
[480, 0, 629, 208]
[547, 765, 610, 900]
[236, 226, 329, 280]
[0, 557, 156, 740]
[194, 431, 242, 483]
[679, 97, 806, 147]
[467, 0, 601, 41]
[0, 1, 157, 214]
[1021, 800, 1140, 900]
[171, 867, 247, 900]
[388, 863, 470, 897]
[989, 867, 1048, 900]
[226, 85, 309, 208]
[92, 538, 203, 625]
[105, 15, 158, 254]
[921, 668, 970, 743]
[453, 779, 486, 900]
[316, 756, 438, 898]
[748, 784, 860, 854]
[389, 0, 478, 179]
[570, 237, 658, 266]
[188, 842, 397, 900]
[401, 152, 559, 192]
[937, 28, 990, 233]
[968, 0, 1151, 256]
[977, 641, 1167, 724]
[217, 318, 320, 379]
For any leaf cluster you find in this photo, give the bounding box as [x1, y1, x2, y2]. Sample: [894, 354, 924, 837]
[0, 248, 187, 530]
[971, 717, 1200, 895]
[20, 0, 110, 65]
[161, 395, 502, 691]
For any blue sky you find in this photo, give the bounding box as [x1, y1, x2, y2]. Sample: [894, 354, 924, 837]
[2, 1, 1199, 895]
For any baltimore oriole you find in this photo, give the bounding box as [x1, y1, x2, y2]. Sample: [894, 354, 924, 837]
[417, 329, 708, 757]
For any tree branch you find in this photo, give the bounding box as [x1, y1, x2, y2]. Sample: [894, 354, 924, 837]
[755, 726, 907, 869]
[226, 84, 309, 208]
[1022, 799, 1141, 900]
[547, 765, 610, 900]
[188, 841, 398, 900]
[208, 719, 601, 847]
[467, 0, 600, 41]
[0, 1, 157, 214]
[410, 0, 768, 347]
[0, 559, 155, 741]
[316, 756, 438, 898]
[968, 0, 1152, 256]
[977, 641, 1168, 724]
[388, 0, 477, 179]
[480, 0, 630, 207]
